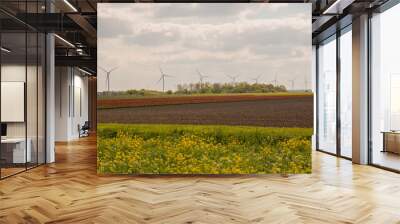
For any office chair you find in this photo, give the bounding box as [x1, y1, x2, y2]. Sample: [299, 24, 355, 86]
[79, 121, 90, 138]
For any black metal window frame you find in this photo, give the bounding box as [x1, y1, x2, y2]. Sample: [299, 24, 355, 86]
[0, 0, 48, 180]
[315, 22, 352, 161]
[315, 0, 400, 173]
[367, 0, 400, 173]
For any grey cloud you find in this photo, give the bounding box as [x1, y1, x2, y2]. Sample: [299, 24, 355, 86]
[152, 4, 244, 19]
[98, 4, 311, 92]
[123, 29, 181, 46]
[98, 17, 133, 38]
[182, 25, 309, 55]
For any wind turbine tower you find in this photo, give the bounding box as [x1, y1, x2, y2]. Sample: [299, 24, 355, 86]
[158, 66, 173, 92]
[197, 69, 209, 88]
[252, 75, 262, 84]
[227, 75, 239, 84]
[270, 74, 278, 86]
[289, 79, 295, 90]
[98, 66, 118, 94]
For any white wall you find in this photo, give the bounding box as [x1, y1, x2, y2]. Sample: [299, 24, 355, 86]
[55, 66, 70, 141]
[55, 67, 89, 141]
[1, 63, 46, 164]
[1, 65, 36, 138]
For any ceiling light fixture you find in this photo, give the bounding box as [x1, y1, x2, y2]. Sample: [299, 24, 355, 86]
[54, 34, 75, 48]
[78, 67, 93, 76]
[1, 47, 11, 53]
[63, 0, 78, 12]
[323, 0, 354, 15]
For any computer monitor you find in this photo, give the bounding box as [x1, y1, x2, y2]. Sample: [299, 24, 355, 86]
[1, 123, 7, 137]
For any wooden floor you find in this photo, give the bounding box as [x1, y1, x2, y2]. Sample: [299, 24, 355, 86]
[1, 136, 400, 223]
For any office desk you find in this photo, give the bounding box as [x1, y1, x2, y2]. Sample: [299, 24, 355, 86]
[1, 138, 31, 164]
[382, 131, 400, 154]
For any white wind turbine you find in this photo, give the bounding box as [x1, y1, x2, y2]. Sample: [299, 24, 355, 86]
[270, 74, 278, 86]
[227, 75, 239, 84]
[158, 66, 173, 92]
[251, 75, 262, 84]
[197, 69, 210, 88]
[288, 79, 295, 90]
[98, 66, 118, 94]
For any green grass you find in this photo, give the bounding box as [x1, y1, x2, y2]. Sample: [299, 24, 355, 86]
[97, 124, 312, 174]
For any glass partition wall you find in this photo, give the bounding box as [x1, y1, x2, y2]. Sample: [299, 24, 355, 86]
[0, 4, 46, 179]
[339, 27, 352, 159]
[316, 25, 352, 159]
[370, 3, 400, 171]
[317, 35, 337, 155]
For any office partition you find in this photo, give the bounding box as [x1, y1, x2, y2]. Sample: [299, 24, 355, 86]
[0, 1, 47, 179]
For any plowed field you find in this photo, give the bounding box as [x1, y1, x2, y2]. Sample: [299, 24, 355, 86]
[98, 94, 313, 128]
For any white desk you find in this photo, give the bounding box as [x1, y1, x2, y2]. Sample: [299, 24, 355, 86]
[1, 138, 31, 163]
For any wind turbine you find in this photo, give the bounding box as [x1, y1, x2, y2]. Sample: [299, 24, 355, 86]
[251, 75, 262, 84]
[196, 69, 209, 88]
[98, 66, 118, 93]
[270, 74, 278, 86]
[288, 79, 295, 90]
[158, 66, 173, 92]
[227, 75, 239, 84]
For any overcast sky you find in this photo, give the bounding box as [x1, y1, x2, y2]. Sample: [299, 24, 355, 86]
[98, 3, 311, 92]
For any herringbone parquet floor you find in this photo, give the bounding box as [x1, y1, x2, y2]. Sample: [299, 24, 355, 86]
[1, 136, 400, 224]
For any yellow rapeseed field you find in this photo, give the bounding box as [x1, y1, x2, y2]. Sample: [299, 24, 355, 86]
[97, 124, 312, 174]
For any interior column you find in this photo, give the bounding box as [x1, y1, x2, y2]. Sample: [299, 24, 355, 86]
[352, 14, 369, 164]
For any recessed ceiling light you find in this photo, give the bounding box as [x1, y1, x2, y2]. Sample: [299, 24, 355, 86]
[54, 34, 75, 48]
[78, 67, 93, 76]
[63, 0, 78, 12]
[1, 47, 11, 53]
[322, 0, 353, 15]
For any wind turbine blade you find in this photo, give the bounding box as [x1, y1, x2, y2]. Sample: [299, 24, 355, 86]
[97, 66, 107, 73]
[157, 76, 163, 83]
[159, 66, 164, 75]
[109, 67, 118, 73]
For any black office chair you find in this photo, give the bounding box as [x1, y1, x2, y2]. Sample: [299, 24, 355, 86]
[79, 121, 90, 138]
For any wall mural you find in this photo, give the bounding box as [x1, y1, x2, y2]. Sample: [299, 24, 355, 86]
[97, 3, 313, 174]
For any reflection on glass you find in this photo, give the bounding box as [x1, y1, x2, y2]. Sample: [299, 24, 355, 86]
[27, 31, 38, 169]
[38, 33, 46, 165]
[1, 32, 27, 177]
[318, 36, 337, 154]
[340, 29, 352, 158]
[371, 3, 400, 171]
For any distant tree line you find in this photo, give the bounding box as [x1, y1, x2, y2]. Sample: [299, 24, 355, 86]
[176, 82, 287, 94]
[97, 82, 287, 97]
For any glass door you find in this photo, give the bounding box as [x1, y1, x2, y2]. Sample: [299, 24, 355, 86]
[317, 35, 337, 154]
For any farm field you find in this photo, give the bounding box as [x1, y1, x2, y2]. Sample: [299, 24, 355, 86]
[97, 92, 312, 109]
[97, 93, 313, 174]
[97, 124, 312, 174]
[98, 94, 313, 128]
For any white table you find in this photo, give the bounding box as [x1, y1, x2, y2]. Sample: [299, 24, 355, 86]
[1, 138, 31, 163]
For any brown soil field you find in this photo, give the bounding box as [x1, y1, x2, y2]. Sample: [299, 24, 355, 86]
[97, 94, 312, 109]
[98, 95, 313, 128]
